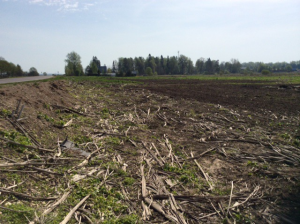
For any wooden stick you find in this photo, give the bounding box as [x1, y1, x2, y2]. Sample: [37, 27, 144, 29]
[191, 152, 213, 190]
[185, 148, 216, 161]
[141, 165, 147, 198]
[152, 195, 243, 201]
[226, 181, 234, 217]
[42, 191, 71, 216]
[55, 137, 62, 157]
[67, 147, 102, 173]
[0, 161, 59, 167]
[60, 194, 90, 224]
[140, 164, 177, 222]
[142, 142, 164, 167]
[30, 167, 63, 176]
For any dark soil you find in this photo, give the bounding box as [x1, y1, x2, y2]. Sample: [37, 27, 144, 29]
[131, 79, 300, 115]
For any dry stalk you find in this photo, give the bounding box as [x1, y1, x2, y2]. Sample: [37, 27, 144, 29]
[191, 152, 214, 191]
[59, 194, 90, 224]
[42, 191, 71, 216]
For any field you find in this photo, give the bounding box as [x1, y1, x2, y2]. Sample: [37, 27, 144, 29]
[0, 74, 299, 223]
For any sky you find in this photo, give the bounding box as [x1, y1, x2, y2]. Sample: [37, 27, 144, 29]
[0, 0, 299, 74]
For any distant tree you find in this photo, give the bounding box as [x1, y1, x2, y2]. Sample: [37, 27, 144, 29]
[16, 64, 23, 76]
[0, 60, 9, 76]
[145, 67, 153, 76]
[112, 60, 117, 73]
[205, 58, 213, 74]
[160, 55, 165, 75]
[43, 72, 47, 76]
[258, 63, 267, 73]
[154, 57, 160, 74]
[212, 60, 220, 73]
[178, 55, 189, 74]
[89, 60, 99, 75]
[286, 65, 293, 72]
[261, 69, 270, 75]
[166, 56, 170, 74]
[187, 58, 194, 74]
[195, 58, 205, 74]
[117, 58, 123, 73]
[9, 63, 17, 76]
[29, 67, 39, 76]
[224, 62, 232, 73]
[85, 65, 91, 75]
[134, 57, 145, 75]
[0, 56, 5, 61]
[169, 56, 179, 74]
[65, 51, 84, 76]
[145, 54, 156, 73]
[230, 59, 241, 73]
[122, 58, 134, 74]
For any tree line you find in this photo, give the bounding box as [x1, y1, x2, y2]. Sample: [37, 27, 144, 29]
[64, 51, 300, 77]
[115, 55, 300, 76]
[0, 57, 40, 77]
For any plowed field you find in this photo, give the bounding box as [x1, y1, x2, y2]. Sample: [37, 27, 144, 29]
[0, 77, 299, 223]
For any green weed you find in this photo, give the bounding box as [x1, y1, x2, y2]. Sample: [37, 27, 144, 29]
[0, 203, 35, 224]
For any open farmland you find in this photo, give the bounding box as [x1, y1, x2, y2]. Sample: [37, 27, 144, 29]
[0, 75, 299, 223]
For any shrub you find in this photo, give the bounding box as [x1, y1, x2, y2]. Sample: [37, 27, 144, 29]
[261, 69, 270, 75]
[145, 67, 153, 76]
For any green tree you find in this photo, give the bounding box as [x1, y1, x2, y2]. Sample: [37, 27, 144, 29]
[286, 65, 292, 72]
[205, 58, 213, 74]
[145, 67, 153, 76]
[160, 55, 165, 75]
[258, 63, 267, 72]
[112, 60, 117, 73]
[90, 61, 99, 74]
[195, 58, 205, 74]
[15, 65, 23, 76]
[134, 57, 145, 75]
[178, 55, 189, 74]
[212, 60, 220, 73]
[261, 69, 270, 75]
[169, 56, 179, 74]
[28, 67, 39, 76]
[166, 56, 170, 74]
[230, 59, 241, 73]
[145, 54, 156, 73]
[65, 51, 84, 76]
[0, 60, 10, 76]
[187, 58, 194, 74]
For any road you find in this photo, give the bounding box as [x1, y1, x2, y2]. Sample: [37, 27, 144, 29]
[0, 76, 54, 85]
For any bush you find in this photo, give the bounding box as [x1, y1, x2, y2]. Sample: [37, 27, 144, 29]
[261, 69, 270, 75]
[145, 67, 153, 76]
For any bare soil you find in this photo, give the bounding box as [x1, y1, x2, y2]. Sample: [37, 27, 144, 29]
[132, 79, 300, 115]
[0, 79, 299, 223]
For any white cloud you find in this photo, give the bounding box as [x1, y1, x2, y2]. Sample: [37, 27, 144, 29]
[27, 0, 95, 12]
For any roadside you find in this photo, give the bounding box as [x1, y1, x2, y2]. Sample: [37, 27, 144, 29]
[0, 76, 54, 85]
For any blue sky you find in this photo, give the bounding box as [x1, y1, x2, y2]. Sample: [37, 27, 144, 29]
[1, 0, 299, 74]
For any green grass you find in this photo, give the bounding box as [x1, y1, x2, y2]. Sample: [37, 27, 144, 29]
[126, 73, 300, 84]
[0, 203, 35, 224]
[54, 75, 140, 84]
[53, 73, 300, 85]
